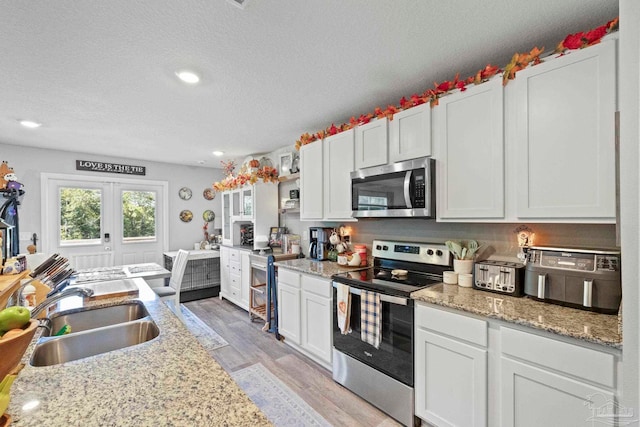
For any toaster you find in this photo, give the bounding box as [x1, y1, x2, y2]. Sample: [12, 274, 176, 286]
[524, 246, 621, 314]
[473, 260, 526, 296]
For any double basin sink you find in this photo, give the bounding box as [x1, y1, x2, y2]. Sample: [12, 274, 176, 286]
[30, 301, 159, 366]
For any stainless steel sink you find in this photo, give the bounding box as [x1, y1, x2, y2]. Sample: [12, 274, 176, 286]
[42, 301, 149, 337]
[30, 319, 159, 366]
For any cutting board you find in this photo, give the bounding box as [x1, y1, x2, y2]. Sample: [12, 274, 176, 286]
[0, 271, 29, 310]
[84, 279, 139, 300]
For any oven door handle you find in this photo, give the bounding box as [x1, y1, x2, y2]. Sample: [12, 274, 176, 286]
[333, 282, 409, 306]
[403, 171, 413, 209]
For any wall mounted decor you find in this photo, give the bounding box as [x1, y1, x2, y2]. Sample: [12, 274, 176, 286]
[179, 187, 192, 200]
[180, 210, 193, 222]
[203, 210, 215, 222]
[203, 188, 215, 200]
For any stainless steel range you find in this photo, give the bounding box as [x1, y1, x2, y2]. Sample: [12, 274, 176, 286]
[331, 240, 450, 427]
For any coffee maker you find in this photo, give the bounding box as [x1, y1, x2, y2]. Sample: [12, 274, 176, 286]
[308, 227, 333, 261]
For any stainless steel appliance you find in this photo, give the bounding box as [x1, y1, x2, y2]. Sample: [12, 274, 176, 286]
[308, 227, 333, 260]
[524, 246, 621, 314]
[351, 157, 435, 218]
[474, 260, 525, 296]
[331, 240, 451, 427]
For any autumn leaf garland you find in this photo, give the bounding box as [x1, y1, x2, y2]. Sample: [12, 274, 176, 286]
[295, 17, 619, 151]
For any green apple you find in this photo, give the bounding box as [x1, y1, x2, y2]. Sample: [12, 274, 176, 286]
[0, 306, 31, 334]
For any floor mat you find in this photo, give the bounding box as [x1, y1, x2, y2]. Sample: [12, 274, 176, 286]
[180, 304, 229, 351]
[231, 363, 331, 427]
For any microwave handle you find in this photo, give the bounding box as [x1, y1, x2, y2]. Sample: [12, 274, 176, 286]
[404, 171, 413, 209]
[333, 282, 408, 306]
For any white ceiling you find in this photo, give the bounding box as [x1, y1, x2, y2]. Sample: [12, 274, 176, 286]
[0, 0, 618, 168]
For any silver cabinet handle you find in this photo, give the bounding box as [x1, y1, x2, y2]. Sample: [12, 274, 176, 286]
[583, 279, 593, 307]
[537, 274, 546, 299]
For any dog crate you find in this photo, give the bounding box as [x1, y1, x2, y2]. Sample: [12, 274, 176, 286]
[163, 253, 221, 302]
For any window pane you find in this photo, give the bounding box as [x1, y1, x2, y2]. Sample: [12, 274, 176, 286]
[60, 187, 101, 244]
[122, 190, 156, 241]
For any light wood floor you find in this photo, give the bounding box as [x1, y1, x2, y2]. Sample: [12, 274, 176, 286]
[185, 297, 402, 427]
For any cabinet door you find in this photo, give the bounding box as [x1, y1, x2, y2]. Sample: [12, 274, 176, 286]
[415, 328, 487, 427]
[514, 40, 616, 220]
[220, 247, 230, 294]
[323, 129, 355, 220]
[277, 282, 301, 344]
[300, 141, 324, 220]
[240, 251, 251, 308]
[241, 187, 253, 220]
[231, 189, 242, 220]
[389, 103, 432, 163]
[501, 357, 615, 427]
[434, 78, 504, 219]
[355, 118, 388, 169]
[300, 275, 332, 364]
[221, 192, 232, 246]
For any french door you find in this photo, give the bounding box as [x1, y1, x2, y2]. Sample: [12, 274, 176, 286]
[42, 173, 168, 269]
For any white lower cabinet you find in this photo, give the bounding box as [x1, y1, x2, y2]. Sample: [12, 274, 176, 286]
[415, 302, 621, 427]
[415, 304, 488, 427]
[277, 268, 333, 369]
[277, 269, 301, 345]
[219, 246, 250, 311]
[500, 326, 618, 427]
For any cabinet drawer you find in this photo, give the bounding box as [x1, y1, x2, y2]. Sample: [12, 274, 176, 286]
[229, 260, 241, 274]
[229, 250, 240, 261]
[278, 269, 300, 288]
[302, 274, 331, 298]
[500, 327, 616, 388]
[415, 303, 487, 347]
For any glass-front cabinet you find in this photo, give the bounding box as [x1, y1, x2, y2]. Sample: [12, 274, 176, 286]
[222, 192, 231, 246]
[241, 187, 253, 220]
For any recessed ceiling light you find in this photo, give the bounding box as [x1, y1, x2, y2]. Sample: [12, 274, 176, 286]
[175, 70, 200, 84]
[19, 120, 41, 128]
[212, 151, 224, 156]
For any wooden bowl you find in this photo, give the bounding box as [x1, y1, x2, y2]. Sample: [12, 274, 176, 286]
[0, 320, 38, 380]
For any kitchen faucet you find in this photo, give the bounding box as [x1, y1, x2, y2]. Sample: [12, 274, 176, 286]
[30, 287, 94, 319]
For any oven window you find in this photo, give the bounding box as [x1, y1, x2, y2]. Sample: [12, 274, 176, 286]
[333, 288, 414, 386]
[352, 171, 408, 210]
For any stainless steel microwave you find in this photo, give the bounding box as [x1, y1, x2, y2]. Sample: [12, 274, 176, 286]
[350, 157, 435, 218]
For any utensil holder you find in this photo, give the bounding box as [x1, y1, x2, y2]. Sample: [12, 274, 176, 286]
[453, 259, 474, 275]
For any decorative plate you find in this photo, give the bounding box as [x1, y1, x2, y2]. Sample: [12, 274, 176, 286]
[203, 188, 215, 200]
[179, 210, 193, 222]
[178, 187, 192, 200]
[203, 210, 215, 222]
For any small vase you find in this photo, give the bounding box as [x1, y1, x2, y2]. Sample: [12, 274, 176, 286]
[453, 259, 474, 275]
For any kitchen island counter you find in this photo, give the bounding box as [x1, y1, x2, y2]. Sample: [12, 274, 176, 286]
[8, 279, 270, 426]
[412, 283, 621, 349]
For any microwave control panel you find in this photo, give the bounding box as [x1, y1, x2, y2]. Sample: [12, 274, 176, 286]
[414, 170, 425, 208]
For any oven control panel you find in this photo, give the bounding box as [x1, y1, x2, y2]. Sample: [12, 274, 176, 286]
[372, 240, 450, 266]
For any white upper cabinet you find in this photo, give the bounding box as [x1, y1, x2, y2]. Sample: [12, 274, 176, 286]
[434, 78, 505, 219]
[355, 118, 388, 169]
[389, 103, 432, 163]
[324, 129, 355, 219]
[300, 141, 324, 220]
[513, 39, 616, 220]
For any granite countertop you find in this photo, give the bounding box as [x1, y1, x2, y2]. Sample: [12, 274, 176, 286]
[8, 279, 270, 426]
[274, 258, 368, 279]
[412, 284, 622, 349]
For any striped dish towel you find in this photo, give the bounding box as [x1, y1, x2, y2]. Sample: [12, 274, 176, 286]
[360, 290, 381, 349]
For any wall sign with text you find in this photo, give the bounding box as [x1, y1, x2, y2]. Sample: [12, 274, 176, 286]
[76, 160, 146, 176]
